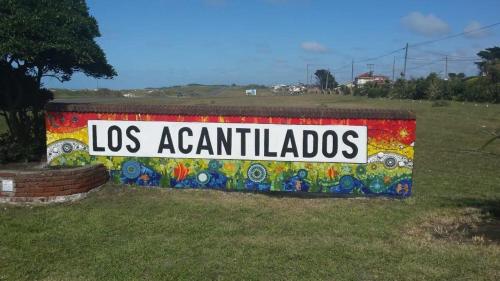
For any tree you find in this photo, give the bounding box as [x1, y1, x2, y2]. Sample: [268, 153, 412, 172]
[476, 46, 500, 83]
[448, 72, 466, 80]
[425, 73, 442, 100]
[0, 0, 116, 162]
[314, 69, 338, 90]
[472, 47, 500, 103]
[444, 74, 465, 100]
[353, 81, 390, 98]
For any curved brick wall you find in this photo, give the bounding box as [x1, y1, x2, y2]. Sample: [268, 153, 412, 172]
[0, 164, 108, 203]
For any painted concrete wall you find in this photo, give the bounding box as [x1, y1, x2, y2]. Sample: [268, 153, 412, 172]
[46, 107, 415, 197]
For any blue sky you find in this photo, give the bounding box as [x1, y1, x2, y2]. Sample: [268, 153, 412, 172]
[45, 0, 500, 89]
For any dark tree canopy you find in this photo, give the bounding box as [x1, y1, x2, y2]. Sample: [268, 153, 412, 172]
[314, 69, 338, 90]
[448, 73, 466, 80]
[0, 0, 116, 86]
[0, 0, 116, 163]
[476, 46, 500, 83]
[0, 61, 53, 111]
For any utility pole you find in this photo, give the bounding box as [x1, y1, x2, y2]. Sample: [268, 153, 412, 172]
[392, 57, 396, 81]
[402, 43, 408, 79]
[402, 43, 409, 98]
[445, 56, 448, 80]
[325, 69, 329, 91]
[306, 64, 309, 86]
[367, 63, 374, 74]
[351, 59, 354, 82]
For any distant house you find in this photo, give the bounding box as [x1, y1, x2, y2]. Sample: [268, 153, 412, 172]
[343, 82, 355, 88]
[272, 84, 287, 92]
[288, 85, 305, 94]
[245, 89, 257, 96]
[355, 72, 389, 86]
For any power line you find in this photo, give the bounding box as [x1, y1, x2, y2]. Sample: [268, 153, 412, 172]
[350, 21, 499, 66]
[411, 48, 479, 60]
[307, 20, 500, 83]
[408, 57, 480, 62]
[332, 63, 352, 71]
[409, 21, 500, 48]
[416, 51, 477, 59]
[354, 48, 405, 64]
[406, 60, 442, 71]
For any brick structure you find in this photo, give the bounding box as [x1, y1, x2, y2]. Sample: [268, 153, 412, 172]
[0, 164, 108, 203]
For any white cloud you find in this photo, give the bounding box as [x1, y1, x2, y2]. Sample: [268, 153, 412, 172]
[401, 12, 450, 37]
[300, 41, 328, 53]
[464, 21, 491, 39]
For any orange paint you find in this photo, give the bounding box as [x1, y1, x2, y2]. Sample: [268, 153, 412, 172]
[173, 163, 189, 181]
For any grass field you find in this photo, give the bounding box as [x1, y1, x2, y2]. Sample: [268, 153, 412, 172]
[1, 91, 499, 280]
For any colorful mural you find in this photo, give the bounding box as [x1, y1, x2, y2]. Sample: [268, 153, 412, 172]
[46, 111, 416, 197]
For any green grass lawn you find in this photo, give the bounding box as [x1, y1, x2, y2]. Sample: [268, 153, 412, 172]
[1, 93, 499, 280]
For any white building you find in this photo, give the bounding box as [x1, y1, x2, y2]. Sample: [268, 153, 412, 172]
[245, 89, 257, 96]
[355, 72, 389, 86]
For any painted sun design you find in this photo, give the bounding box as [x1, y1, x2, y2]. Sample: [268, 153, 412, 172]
[399, 129, 409, 138]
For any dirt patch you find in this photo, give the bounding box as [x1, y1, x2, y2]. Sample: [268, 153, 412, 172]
[407, 207, 500, 245]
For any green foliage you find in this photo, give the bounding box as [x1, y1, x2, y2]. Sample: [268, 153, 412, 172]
[0, 61, 50, 162]
[353, 81, 391, 98]
[0, 0, 116, 82]
[0, 132, 44, 163]
[425, 73, 442, 101]
[347, 47, 499, 104]
[0, 0, 115, 162]
[314, 69, 338, 89]
[354, 73, 498, 104]
[476, 46, 500, 83]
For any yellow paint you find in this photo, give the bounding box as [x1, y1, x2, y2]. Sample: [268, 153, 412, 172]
[47, 127, 88, 145]
[367, 139, 414, 159]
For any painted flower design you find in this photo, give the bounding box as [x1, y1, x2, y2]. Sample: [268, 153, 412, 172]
[356, 165, 366, 175]
[396, 182, 410, 195]
[122, 161, 141, 179]
[247, 163, 267, 183]
[383, 176, 392, 184]
[208, 159, 222, 171]
[297, 169, 308, 179]
[327, 166, 337, 179]
[173, 162, 189, 181]
[223, 162, 236, 174]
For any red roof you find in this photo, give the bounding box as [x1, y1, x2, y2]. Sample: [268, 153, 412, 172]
[357, 72, 372, 78]
[356, 72, 389, 80]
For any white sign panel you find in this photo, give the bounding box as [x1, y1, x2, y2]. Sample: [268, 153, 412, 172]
[1, 179, 14, 192]
[88, 120, 367, 163]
